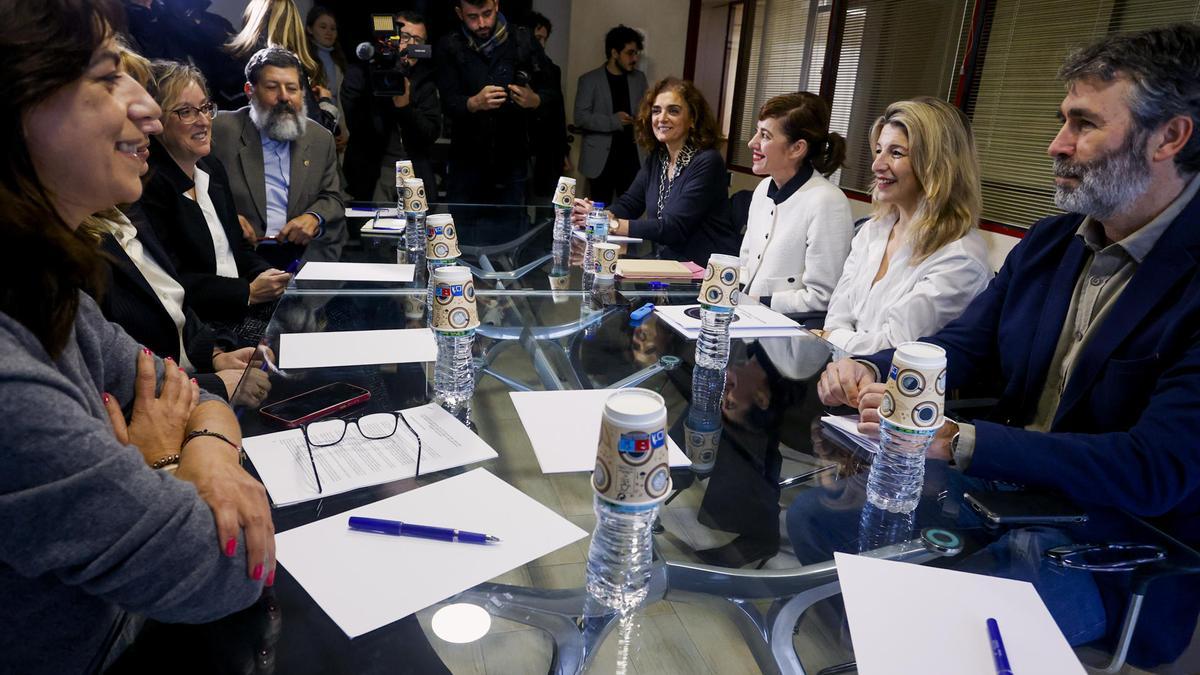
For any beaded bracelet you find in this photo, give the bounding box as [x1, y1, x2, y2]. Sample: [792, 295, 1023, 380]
[182, 429, 245, 466]
[151, 453, 181, 470]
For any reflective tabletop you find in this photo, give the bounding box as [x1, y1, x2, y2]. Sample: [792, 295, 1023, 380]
[110, 218, 1200, 674]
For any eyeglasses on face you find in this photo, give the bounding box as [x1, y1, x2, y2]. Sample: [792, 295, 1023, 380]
[398, 32, 426, 45]
[300, 411, 423, 493]
[171, 101, 217, 124]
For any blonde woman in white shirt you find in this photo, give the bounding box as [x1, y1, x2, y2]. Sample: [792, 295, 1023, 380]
[740, 92, 854, 314]
[813, 97, 992, 354]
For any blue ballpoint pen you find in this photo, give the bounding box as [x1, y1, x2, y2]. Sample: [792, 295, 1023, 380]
[987, 618, 1013, 675]
[348, 516, 501, 545]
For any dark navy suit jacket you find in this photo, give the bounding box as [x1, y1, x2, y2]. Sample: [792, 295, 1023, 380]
[863, 191, 1200, 547]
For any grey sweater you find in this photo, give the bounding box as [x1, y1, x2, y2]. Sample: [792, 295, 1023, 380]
[0, 293, 264, 674]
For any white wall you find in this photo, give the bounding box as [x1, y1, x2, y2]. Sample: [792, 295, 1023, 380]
[532, 0, 571, 71]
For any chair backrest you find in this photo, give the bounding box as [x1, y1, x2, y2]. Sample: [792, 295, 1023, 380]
[730, 189, 754, 235]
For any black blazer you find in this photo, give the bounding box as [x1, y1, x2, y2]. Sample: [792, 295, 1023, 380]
[139, 140, 271, 322]
[94, 204, 232, 399]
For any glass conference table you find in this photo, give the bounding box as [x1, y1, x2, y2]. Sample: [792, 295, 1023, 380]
[111, 204, 1199, 675]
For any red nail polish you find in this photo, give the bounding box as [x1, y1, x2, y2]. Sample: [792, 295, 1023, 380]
[191, 378, 198, 384]
[225, 537, 236, 556]
[142, 348, 152, 355]
[102, 393, 109, 404]
[165, 356, 174, 363]
[266, 569, 276, 587]
[252, 564, 264, 581]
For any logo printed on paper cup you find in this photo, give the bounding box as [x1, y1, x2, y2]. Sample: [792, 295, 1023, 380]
[592, 389, 671, 507]
[429, 266, 479, 332]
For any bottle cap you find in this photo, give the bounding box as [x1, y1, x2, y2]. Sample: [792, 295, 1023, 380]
[592, 202, 606, 209]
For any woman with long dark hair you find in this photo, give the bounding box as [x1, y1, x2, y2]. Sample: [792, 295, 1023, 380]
[0, 2, 274, 671]
[574, 76, 740, 263]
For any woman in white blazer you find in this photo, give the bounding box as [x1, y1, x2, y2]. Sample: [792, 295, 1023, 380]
[740, 92, 853, 314]
[813, 97, 993, 354]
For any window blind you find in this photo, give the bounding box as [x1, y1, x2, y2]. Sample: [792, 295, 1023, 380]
[831, 0, 971, 191]
[728, 0, 816, 168]
[969, 0, 1200, 228]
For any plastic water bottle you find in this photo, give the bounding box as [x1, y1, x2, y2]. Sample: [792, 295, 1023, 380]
[586, 389, 671, 613]
[864, 342, 947, 514]
[586, 497, 658, 612]
[695, 254, 741, 369]
[406, 210, 426, 261]
[695, 308, 733, 369]
[582, 202, 607, 288]
[434, 330, 474, 422]
[553, 206, 572, 242]
[685, 365, 725, 475]
[429, 266, 478, 423]
[857, 502, 916, 552]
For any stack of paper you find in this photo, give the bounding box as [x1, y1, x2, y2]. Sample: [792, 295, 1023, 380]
[654, 303, 805, 339]
[359, 217, 406, 233]
[616, 259, 695, 280]
[836, 553, 1085, 674]
[243, 402, 498, 506]
[346, 206, 399, 219]
[275, 468, 588, 637]
[294, 262, 415, 283]
[820, 414, 879, 454]
[510, 389, 691, 473]
[278, 328, 437, 369]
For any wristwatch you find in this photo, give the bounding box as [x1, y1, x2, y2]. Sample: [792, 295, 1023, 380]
[948, 429, 962, 466]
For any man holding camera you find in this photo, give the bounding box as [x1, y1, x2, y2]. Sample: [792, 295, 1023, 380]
[340, 12, 441, 202]
[436, 0, 555, 215]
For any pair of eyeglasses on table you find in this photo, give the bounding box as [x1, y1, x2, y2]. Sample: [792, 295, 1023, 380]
[299, 411, 422, 494]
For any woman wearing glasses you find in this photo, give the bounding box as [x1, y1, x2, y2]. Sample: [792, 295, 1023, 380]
[140, 61, 291, 324]
[0, 2, 274, 671]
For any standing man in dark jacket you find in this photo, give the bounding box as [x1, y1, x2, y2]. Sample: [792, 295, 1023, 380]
[435, 0, 554, 213]
[340, 11, 441, 203]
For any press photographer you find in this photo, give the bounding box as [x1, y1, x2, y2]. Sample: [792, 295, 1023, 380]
[340, 11, 441, 201]
[435, 0, 556, 210]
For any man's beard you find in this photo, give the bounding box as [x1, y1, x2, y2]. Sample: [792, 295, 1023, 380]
[249, 97, 307, 142]
[1053, 127, 1151, 221]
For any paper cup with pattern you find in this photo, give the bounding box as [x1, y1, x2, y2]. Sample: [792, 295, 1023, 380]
[425, 213, 461, 259]
[402, 178, 427, 213]
[683, 422, 720, 474]
[429, 265, 479, 333]
[553, 176, 576, 209]
[593, 388, 672, 509]
[880, 342, 947, 432]
[697, 253, 741, 308]
[593, 243, 620, 279]
[394, 160, 415, 188]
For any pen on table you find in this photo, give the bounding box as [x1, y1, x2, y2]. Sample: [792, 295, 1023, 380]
[987, 618, 1013, 675]
[284, 258, 302, 275]
[257, 345, 290, 379]
[347, 516, 501, 545]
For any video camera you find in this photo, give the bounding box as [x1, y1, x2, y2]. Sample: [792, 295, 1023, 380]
[355, 14, 432, 97]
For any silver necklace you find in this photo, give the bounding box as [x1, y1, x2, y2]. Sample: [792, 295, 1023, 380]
[657, 143, 696, 216]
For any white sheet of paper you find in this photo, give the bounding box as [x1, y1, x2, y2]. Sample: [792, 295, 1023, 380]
[295, 262, 415, 282]
[835, 553, 1085, 675]
[653, 303, 804, 340]
[571, 229, 643, 244]
[509, 389, 691, 473]
[275, 468, 588, 637]
[279, 328, 436, 369]
[360, 217, 407, 233]
[346, 206, 399, 219]
[243, 403, 498, 506]
[820, 415, 879, 454]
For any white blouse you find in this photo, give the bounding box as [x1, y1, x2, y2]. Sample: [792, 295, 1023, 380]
[823, 213, 993, 354]
[105, 213, 194, 371]
[739, 173, 853, 314]
[188, 167, 239, 279]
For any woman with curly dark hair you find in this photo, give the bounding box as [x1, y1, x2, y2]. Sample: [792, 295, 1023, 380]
[574, 76, 739, 262]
